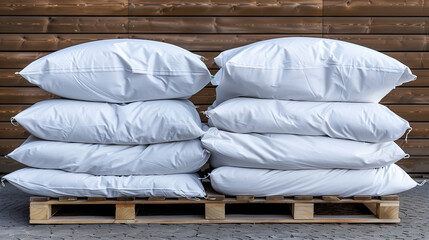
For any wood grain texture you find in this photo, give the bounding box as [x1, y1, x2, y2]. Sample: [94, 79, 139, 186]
[1, 52, 428, 72]
[324, 17, 429, 34]
[324, 35, 429, 51]
[324, 0, 429, 16]
[129, 17, 322, 33]
[0, 0, 128, 16]
[0, 70, 33, 86]
[0, 34, 320, 51]
[387, 105, 429, 121]
[0, 17, 128, 33]
[396, 140, 429, 156]
[0, 157, 25, 173]
[0, 139, 23, 155]
[129, 0, 323, 16]
[0, 123, 29, 138]
[0, 87, 428, 105]
[381, 88, 429, 105]
[397, 157, 429, 173]
[1, 34, 427, 51]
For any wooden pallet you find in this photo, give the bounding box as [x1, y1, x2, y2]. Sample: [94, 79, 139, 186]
[29, 188, 401, 224]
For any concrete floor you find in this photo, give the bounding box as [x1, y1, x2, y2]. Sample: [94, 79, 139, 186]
[0, 179, 427, 240]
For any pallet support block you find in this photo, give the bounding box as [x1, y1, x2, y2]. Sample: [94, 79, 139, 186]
[30, 203, 60, 221]
[115, 204, 136, 220]
[377, 202, 400, 219]
[205, 203, 225, 220]
[291, 203, 314, 220]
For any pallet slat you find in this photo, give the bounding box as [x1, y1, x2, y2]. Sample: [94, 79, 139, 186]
[27, 192, 401, 224]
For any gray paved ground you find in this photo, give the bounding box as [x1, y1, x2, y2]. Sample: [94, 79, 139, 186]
[0, 179, 428, 240]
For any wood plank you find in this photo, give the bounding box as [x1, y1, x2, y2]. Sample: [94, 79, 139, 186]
[380, 195, 400, 201]
[387, 105, 429, 121]
[324, 17, 429, 34]
[0, 17, 128, 33]
[381, 88, 429, 105]
[0, 156, 25, 173]
[1, 52, 428, 72]
[0, 0, 128, 16]
[0, 34, 128, 51]
[30, 196, 51, 202]
[0, 120, 427, 139]
[0, 51, 217, 70]
[1, 87, 428, 105]
[0, 123, 29, 138]
[0, 105, 30, 121]
[396, 139, 429, 156]
[59, 197, 78, 202]
[324, 35, 429, 52]
[0, 52, 49, 68]
[397, 157, 429, 173]
[322, 196, 341, 201]
[406, 123, 429, 139]
[130, 17, 322, 33]
[324, 0, 429, 16]
[0, 87, 214, 104]
[0, 88, 58, 104]
[129, 0, 323, 16]
[2, 34, 429, 52]
[403, 70, 429, 87]
[0, 139, 24, 155]
[385, 53, 429, 69]
[0, 70, 33, 86]
[0, 34, 321, 51]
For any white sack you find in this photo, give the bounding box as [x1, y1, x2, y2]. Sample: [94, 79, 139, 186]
[18, 39, 211, 103]
[3, 168, 206, 198]
[210, 165, 417, 197]
[12, 99, 203, 144]
[206, 98, 410, 143]
[8, 136, 210, 175]
[202, 128, 407, 170]
[212, 37, 416, 107]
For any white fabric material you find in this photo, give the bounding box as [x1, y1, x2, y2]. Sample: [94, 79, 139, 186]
[210, 165, 417, 197]
[3, 168, 206, 198]
[206, 98, 410, 142]
[201, 128, 406, 170]
[211, 37, 416, 107]
[18, 39, 211, 103]
[8, 136, 210, 175]
[12, 99, 203, 144]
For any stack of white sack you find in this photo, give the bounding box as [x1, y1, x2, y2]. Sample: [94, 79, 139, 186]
[2, 39, 211, 198]
[203, 37, 420, 197]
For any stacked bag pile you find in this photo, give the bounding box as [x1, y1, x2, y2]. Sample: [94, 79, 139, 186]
[203, 37, 420, 197]
[2, 39, 212, 198]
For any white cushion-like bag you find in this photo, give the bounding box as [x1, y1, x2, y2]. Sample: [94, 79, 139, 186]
[210, 165, 417, 197]
[202, 128, 407, 170]
[8, 136, 210, 175]
[212, 37, 416, 107]
[17, 39, 211, 103]
[3, 168, 206, 198]
[206, 98, 410, 142]
[12, 99, 204, 144]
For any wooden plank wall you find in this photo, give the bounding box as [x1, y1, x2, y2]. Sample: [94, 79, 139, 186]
[0, 0, 428, 173]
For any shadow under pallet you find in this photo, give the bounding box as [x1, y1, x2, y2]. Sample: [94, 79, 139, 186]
[29, 185, 401, 224]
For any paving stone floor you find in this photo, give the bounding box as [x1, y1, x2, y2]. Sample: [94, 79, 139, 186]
[0, 178, 427, 240]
